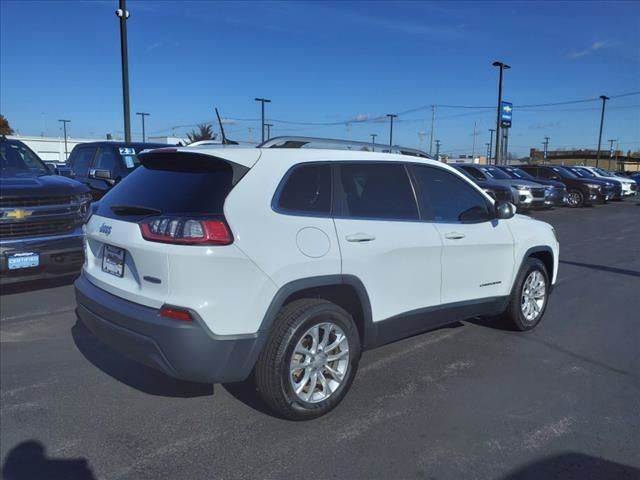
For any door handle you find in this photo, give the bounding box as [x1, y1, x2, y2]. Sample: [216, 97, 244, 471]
[444, 232, 466, 240]
[346, 233, 376, 243]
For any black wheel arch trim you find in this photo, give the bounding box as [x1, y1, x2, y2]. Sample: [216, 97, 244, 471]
[519, 245, 555, 292]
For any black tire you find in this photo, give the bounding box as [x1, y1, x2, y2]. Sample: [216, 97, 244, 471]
[566, 189, 585, 208]
[254, 299, 361, 420]
[502, 258, 550, 331]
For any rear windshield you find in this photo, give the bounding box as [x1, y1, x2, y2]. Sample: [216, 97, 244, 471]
[96, 154, 242, 220]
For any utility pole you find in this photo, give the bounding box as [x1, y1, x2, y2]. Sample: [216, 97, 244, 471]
[58, 119, 70, 160]
[543, 136, 550, 164]
[485, 142, 491, 162]
[471, 121, 478, 158]
[488, 128, 495, 163]
[386, 114, 398, 150]
[265, 123, 273, 140]
[429, 105, 436, 155]
[136, 112, 149, 142]
[370, 133, 377, 151]
[595, 95, 609, 168]
[116, 0, 131, 142]
[492, 61, 511, 165]
[435, 139, 441, 161]
[254, 97, 271, 143]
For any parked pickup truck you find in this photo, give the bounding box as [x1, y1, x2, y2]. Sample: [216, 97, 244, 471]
[0, 137, 92, 285]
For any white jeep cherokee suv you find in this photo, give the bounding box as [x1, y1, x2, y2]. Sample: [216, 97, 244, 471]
[75, 145, 559, 420]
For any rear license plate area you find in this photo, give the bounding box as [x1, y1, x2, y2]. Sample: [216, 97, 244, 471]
[102, 245, 126, 277]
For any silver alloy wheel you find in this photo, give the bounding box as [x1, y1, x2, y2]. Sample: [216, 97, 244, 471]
[289, 322, 349, 403]
[566, 191, 581, 207]
[521, 270, 546, 322]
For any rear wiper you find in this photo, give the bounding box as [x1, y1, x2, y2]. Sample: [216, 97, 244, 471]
[111, 204, 162, 216]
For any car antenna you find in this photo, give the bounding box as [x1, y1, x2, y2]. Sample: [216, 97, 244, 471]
[215, 108, 238, 145]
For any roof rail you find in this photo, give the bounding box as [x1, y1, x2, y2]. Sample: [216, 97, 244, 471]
[258, 136, 432, 159]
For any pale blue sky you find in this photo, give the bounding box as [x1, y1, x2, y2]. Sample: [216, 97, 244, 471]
[1, 0, 639, 156]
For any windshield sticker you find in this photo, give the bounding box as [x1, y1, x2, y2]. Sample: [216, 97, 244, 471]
[119, 147, 135, 155]
[123, 155, 135, 168]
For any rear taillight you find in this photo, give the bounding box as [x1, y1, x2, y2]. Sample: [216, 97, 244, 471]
[160, 305, 192, 322]
[139, 216, 232, 245]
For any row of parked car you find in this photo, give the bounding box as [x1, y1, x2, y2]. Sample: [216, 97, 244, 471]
[452, 163, 638, 210]
[1, 136, 638, 286]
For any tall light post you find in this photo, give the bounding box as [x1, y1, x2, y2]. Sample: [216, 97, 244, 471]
[254, 97, 271, 143]
[136, 112, 149, 142]
[492, 61, 510, 165]
[429, 105, 436, 155]
[595, 95, 609, 167]
[485, 142, 491, 161]
[116, 0, 131, 142]
[386, 114, 397, 150]
[265, 123, 273, 140]
[435, 139, 441, 161]
[370, 133, 377, 151]
[488, 128, 495, 162]
[58, 119, 70, 160]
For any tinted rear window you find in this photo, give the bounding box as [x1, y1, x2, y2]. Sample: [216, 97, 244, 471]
[97, 155, 237, 219]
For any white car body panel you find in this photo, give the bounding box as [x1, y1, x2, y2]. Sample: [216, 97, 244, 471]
[80, 147, 559, 339]
[580, 166, 636, 196]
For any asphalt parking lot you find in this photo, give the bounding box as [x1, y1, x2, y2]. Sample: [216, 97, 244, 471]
[1, 201, 639, 480]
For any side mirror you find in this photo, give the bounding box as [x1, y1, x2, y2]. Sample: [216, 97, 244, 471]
[495, 201, 516, 219]
[89, 168, 115, 184]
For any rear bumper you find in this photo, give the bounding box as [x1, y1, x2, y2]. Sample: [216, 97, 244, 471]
[74, 274, 262, 383]
[0, 228, 84, 285]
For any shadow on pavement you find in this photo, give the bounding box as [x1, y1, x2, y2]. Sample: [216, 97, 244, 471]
[559, 260, 640, 278]
[0, 275, 77, 296]
[502, 451, 640, 480]
[222, 373, 279, 419]
[71, 319, 214, 398]
[2, 440, 96, 480]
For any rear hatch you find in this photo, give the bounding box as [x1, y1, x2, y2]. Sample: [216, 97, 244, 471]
[83, 149, 254, 308]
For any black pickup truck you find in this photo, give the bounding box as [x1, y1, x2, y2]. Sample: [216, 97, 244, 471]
[0, 138, 92, 285]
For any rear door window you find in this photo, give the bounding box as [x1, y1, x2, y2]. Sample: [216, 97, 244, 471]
[276, 164, 331, 215]
[336, 163, 418, 220]
[459, 166, 486, 180]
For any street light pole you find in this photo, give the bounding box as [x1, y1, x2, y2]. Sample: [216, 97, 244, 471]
[265, 123, 273, 140]
[58, 119, 70, 160]
[492, 61, 510, 165]
[370, 133, 377, 151]
[488, 128, 495, 162]
[435, 139, 441, 161]
[254, 97, 271, 143]
[485, 142, 491, 162]
[116, 0, 131, 143]
[386, 114, 397, 150]
[136, 112, 149, 142]
[595, 95, 609, 168]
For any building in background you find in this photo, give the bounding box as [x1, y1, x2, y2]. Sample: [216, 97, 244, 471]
[7, 134, 177, 163]
[529, 148, 640, 172]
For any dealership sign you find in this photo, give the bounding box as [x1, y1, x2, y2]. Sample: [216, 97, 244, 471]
[501, 101, 513, 128]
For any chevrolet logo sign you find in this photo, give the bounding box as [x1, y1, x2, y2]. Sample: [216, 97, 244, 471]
[5, 209, 34, 220]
